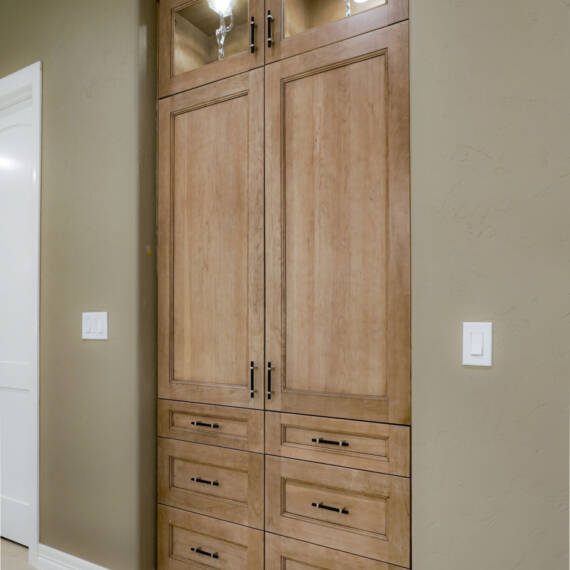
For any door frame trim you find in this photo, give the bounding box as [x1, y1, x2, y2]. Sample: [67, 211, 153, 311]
[0, 61, 42, 564]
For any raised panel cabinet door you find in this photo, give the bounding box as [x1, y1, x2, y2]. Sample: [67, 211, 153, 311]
[158, 505, 264, 569]
[266, 534, 401, 570]
[265, 456, 410, 567]
[158, 438, 264, 529]
[265, 412, 410, 475]
[158, 400, 264, 452]
[159, 0, 264, 97]
[265, 22, 410, 424]
[264, 0, 407, 63]
[158, 70, 264, 409]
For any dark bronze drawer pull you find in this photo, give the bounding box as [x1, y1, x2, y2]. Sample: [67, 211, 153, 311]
[311, 501, 349, 515]
[267, 362, 273, 400]
[250, 361, 256, 399]
[311, 437, 349, 447]
[191, 420, 219, 429]
[191, 546, 219, 559]
[267, 10, 274, 48]
[250, 17, 255, 53]
[191, 476, 219, 487]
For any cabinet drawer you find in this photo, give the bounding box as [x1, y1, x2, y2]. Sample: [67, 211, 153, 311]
[158, 505, 263, 569]
[158, 438, 263, 529]
[159, 400, 264, 453]
[266, 412, 410, 476]
[266, 534, 402, 570]
[266, 457, 410, 567]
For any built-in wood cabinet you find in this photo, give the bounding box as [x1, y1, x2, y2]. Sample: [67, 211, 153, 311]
[265, 22, 410, 424]
[157, 1, 410, 568]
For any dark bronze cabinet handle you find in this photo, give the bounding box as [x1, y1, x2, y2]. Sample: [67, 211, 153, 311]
[267, 10, 274, 48]
[191, 420, 219, 429]
[191, 547, 219, 559]
[191, 476, 219, 487]
[250, 361, 256, 398]
[250, 17, 255, 53]
[312, 437, 349, 447]
[267, 362, 273, 400]
[311, 501, 349, 515]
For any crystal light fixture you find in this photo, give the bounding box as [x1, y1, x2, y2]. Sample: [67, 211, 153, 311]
[208, 0, 234, 60]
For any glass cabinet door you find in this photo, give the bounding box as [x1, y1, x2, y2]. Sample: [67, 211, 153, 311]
[159, 0, 264, 97]
[265, 0, 408, 62]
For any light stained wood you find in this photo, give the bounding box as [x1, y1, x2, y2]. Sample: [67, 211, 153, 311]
[265, 23, 410, 424]
[265, 0, 408, 63]
[265, 534, 402, 570]
[265, 457, 410, 567]
[265, 412, 410, 475]
[158, 505, 264, 569]
[158, 70, 264, 409]
[159, 400, 264, 452]
[157, 10, 412, 568]
[158, 438, 264, 529]
[159, 0, 264, 97]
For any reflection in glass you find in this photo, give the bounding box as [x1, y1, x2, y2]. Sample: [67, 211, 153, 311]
[285, 0, 387, 38]
[173, 0, 249, 76]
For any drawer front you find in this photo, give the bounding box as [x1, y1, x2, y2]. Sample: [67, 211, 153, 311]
[266, 457, 410, 567]
[159, 400, 264, 453]
[158, 438, 263, 529]
[158, 505, 263, 569]
[266, 412, 410, 476]
[266, 534, 401, 570]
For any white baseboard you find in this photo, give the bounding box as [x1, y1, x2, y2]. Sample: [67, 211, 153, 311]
[32, 544, 108, 570]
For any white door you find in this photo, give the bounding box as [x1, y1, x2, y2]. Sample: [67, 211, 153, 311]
[0, 64, 41, 548]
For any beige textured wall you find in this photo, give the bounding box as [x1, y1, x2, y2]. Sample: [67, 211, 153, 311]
[411, 1, 569, 568]
[0, 1, 156, 568]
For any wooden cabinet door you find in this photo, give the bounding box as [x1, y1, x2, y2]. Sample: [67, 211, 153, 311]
[265, 23, 410, 424]
[266, 457, 410, 566]
[158, 438, 264, 529]
[159, 0, 265, 98]
[159, 505, 264, 569]
[266, 534, 400, 570]
[158, 70, 264, 409]
[264, 0, 408, 63]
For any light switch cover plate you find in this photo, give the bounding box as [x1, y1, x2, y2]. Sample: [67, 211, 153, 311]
[82, 312, 108, 340]
[462, 322, 492, 366]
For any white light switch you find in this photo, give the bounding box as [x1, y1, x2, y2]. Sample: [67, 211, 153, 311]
[82, 312, 108, 340]
[470, 332, 484, 356]
[463, 322, 492, 366]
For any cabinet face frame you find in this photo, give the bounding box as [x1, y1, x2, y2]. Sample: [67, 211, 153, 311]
[265, 22, 410, 424]
[264, 0, 408, 63]
[159, 0, 265, 98]
[158, 70, 265, 409]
